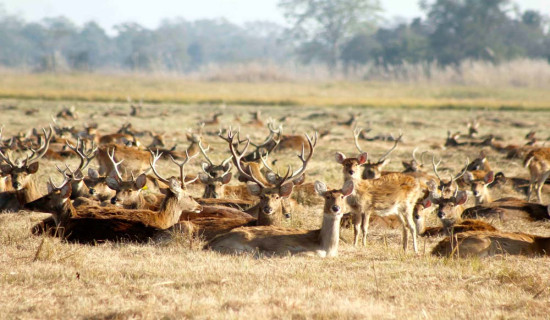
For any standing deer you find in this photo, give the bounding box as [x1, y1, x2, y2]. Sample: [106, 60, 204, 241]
[523, 147, 550, 203]
[0, 127, 53, 211]
[348, 128, 402, 179]
[205, 180, 354, 257]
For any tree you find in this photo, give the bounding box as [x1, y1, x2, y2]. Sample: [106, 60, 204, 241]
[279, 0, 381, 69]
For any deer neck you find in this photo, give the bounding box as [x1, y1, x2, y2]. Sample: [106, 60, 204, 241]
[202, 184, 219, 199]
[71, 180, 90, 199]
[55, 199, 78, 226]
[319, 214, 342, 257]
[16, 178, 40, 205]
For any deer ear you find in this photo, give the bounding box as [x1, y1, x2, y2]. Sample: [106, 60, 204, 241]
[335, 152, 346, 164]
[464, 171, 474, 184]
[357, 153, 368, 165]
[88, 168, 99, 179]
[293, 174, 306, 186]
[247, 182, 262, 196]
[27, 162, 39, 174]
[168, 177, 182, 194]
[73, 170, 84, 180]
[106, 177, 121, 191]
[314, 181, 327, 196]
[222, 172, 232, 184]
[422, 198, 432, 208]
[0, 164, 12, 174]
[341, 180, 354, 197]
[279, 182, 294, 198]
[426, 179, 438, 192]
[135, 174, 147, 189]
[455, 191, 468, 205]
[484, 171, 494, 184]
[198, 173, 210, 184]
[266, 172, 278, 184]
[402, 161, 411, 170]
[60, 182, 72, 199]
[47, 181, 54, 194]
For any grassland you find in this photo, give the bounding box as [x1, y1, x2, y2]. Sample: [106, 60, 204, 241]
[1, 72, 550, 110]
[1, 98, 550, 319]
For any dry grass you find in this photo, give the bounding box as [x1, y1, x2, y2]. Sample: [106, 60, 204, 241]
[1, 70, 550, 109]
[1, 99, 550, 319]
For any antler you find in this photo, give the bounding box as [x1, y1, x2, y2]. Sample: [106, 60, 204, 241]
[432, 155, 443, 182]
[49, 174, 71, 191]
[25, 126, 54, 166]
[287, 132, 317, 184]
[169, 151, 198, 188]
[353, 127, 366, 154]
[66, 138, 98, 173]
[107, 148, 124, 181]
[149, 150, 170, 186]
[223, 128, 267, 188]
[198, 140, 212, 166]
[0, 126, 16, 168]
[378, 132, 403, 162]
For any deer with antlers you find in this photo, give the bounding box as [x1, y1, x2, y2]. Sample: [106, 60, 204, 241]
[337, 128, 402, 180]
[27, 150, 202, 242]
[96, 144, 152, 178]
[416, 190, 497, 237]
[55, 138, 99, 200]
[206, 180, 354, 257]
[221, 128, 316, 226]
[523, 147, 550, 203]
[0, 126, 53, 211]
[428, 156, 469, 200]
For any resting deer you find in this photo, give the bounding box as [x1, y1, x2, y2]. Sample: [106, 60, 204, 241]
[27, 150, 202, 242]
[74, 150, 202, 228]
[104, 149, 160, 210]
[0, 127, 53, 211]
[222, 129, 316, 226]
[462, 170, 494, 205]
[419, 190, 497, 237]
[523, 147, 550, 203]
[462, 197, 550, 222]
[57, 138, 98, 200]
[205, 180, 353, 257]
[429, 156, 469, 199]
[83, 168, 116, 202]
[431, 231, 550, 258]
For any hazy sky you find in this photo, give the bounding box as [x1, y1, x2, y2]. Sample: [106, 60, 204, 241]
[2, 0, 549, 33]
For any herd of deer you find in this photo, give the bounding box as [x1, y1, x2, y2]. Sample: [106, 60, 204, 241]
[1, 112, 550, 259]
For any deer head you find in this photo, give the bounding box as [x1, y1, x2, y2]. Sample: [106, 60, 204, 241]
[25, 175, 72, 226]
[198, 140, 233, 198]
[315, 180, 354, 217]
[463, 171, 494, 206]
[223, 128, 316, 225]
[429, 155, 468, 199]
[104, 148, 148, 206]
[0, 126, 53, 191]
[402, 148, 427, 173]
[353, 128, 402, 179]
[434, 190, 468, 229]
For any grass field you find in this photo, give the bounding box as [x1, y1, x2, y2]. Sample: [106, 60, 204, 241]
[1, 94, 550, 319]
[1, 72, 550, 110]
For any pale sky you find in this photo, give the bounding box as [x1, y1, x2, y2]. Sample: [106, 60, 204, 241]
[2, 0, 549, 33]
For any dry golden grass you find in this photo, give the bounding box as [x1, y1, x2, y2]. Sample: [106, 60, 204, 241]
[1, 99, 550, 319]
[1, 72, 550, 109]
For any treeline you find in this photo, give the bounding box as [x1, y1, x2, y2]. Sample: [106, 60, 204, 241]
[0, 0, 549, 73]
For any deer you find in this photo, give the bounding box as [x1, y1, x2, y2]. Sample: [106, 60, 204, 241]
[402, 148, 428, 173]
[83, 168, 116, 202]
[205, 180, 354, 258]
[431, 231, 550, 258]
[27, 150, 202, 241]
[222, 129, 316, 226]
[56, 138, 98, 200]
[417, 190, 497, 237]
[428, 156, 469, 200]
[0, 126, 53, 211]
[462, 170, 495, 206]
[347, 128, 402, 179]
[104, 149, 160, 210]
[201, 112, 223, 126]
[335, 147, 424, 251]
[462, 197, 550, 222]
[523, 147, 550, 203]
[444, 131, 467, 147]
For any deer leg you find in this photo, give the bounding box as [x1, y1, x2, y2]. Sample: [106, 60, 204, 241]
[352, 212, 361, 246]
[405, 214, 418, 254]
[527, 176, 536, 202]
[536, 171, 550, 203]
[361, 213, 371, 247]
